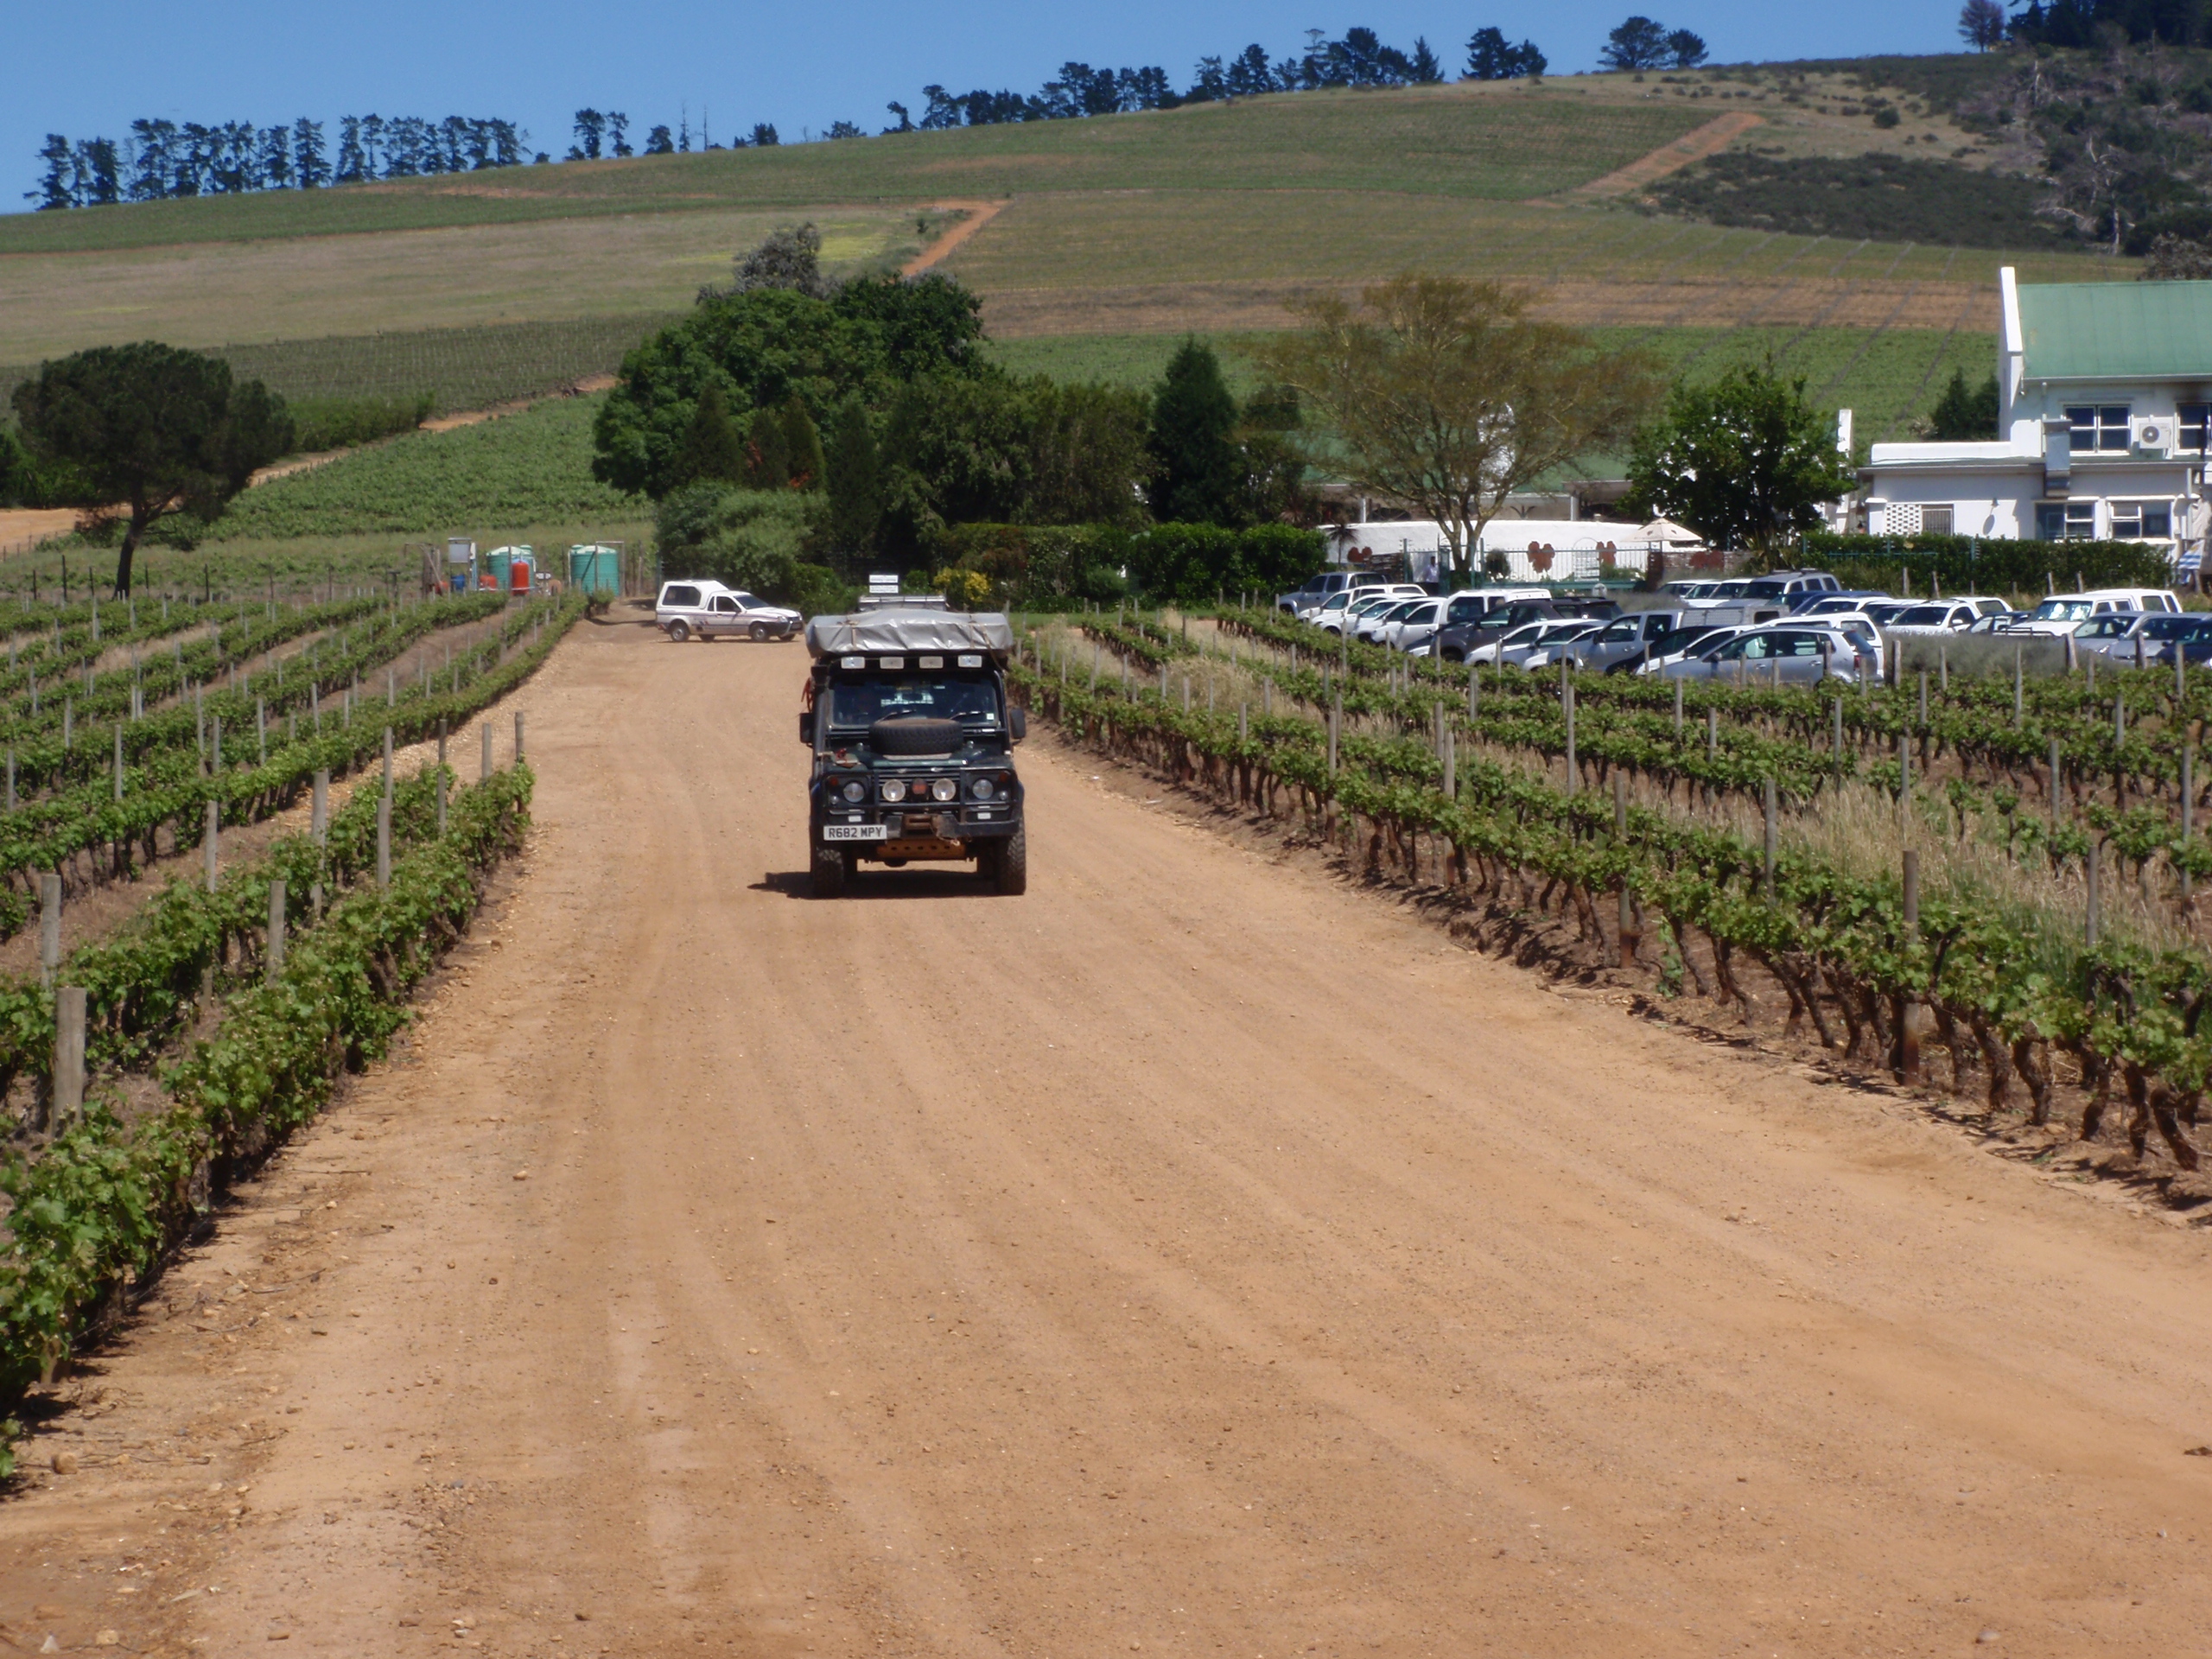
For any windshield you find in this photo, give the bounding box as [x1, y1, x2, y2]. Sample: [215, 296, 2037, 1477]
[1895, 605, 1952, 626]
[2031, 599, 2094, 620]
[828, 673, 1001, 731]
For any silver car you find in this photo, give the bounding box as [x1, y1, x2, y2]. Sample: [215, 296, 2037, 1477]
[1484, 619, 1602, 671]
[2073, 610, 2202, 663]
[1659, 625, 1869, 684]
[1566, 610, 1685, 672]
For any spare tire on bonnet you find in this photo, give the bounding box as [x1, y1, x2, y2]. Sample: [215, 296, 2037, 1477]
[870, 716, 963, 756]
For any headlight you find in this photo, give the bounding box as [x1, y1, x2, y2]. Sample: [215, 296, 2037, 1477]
[930, 778, 959, 803]
[971, 777, 996, 801]
[838, 779, 865, 804]
[880, 779, 907, 803]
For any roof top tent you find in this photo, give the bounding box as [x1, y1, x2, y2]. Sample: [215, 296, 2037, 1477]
[805, 609, 1014, 659]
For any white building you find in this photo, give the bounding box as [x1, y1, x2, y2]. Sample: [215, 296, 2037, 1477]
[1862, 267, 2210, 568]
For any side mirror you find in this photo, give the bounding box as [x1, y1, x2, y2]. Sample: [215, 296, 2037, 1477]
[1008, 707, 1027, 742]
[798, 710, 815, 746]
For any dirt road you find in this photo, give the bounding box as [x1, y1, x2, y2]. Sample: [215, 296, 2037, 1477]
[4, 619, 2210, 1657]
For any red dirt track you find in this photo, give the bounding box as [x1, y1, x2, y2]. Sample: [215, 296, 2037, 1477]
[1, 620, 2209, 1656]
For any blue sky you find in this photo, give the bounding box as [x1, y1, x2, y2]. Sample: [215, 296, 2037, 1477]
[8, 0, 1965, 207]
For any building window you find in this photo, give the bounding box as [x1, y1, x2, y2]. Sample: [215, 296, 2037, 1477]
[1919, 505, 1955, 535]
[2037, 501, 2099, 540]
[2109, 500, 2174, 539]
[2182, 404, 2212, 454]
[2065, 404, 2131, 453]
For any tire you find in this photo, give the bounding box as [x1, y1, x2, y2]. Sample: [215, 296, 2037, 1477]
[992, 824, 1027, 896]
[750, 622, 770, 642]
[668, 620, 690, 644]
[810, 839, 847, 898]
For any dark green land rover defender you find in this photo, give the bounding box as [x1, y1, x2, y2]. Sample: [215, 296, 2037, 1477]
[799, 610, 1027, 899]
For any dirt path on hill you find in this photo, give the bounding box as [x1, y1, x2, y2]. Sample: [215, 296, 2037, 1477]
[903, 201, 1011, 276]
[2, 619, 2210, 1657]
[1571, 109, 1765, 199]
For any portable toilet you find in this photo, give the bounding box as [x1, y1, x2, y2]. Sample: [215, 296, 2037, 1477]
[481, 546, 512, 592]
[569, 543, 621, 596]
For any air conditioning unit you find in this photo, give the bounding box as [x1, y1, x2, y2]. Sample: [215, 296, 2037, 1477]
[2133, 416, 2174, 454]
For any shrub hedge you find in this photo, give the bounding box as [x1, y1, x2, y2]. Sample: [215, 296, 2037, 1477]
[1796, 532, 2178, 595]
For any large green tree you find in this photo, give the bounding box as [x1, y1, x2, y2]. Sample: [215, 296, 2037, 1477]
[820, 396, 884, 555]
[1925, 369, 1999, 442]
[878, 372, 1152, 550]
[1257, 276, 1656, 582]
[1624, 365, 1857, 552]
[10, 342, 293, 595]
[667, 382, 747, 489]
[592, 273, 986, 499]
[1147, 339, 1241, 524]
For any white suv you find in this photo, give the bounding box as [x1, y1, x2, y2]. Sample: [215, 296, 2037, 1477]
[656, 580, 802, 643]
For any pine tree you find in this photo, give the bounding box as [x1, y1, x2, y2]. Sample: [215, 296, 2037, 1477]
[1147, 338, 1243, 524]
[671, 384, 747, 486]
[608, 112, 632, 157]
[79, 139, 120, 205]
[822, 396, 883, 552]
[781, 397, 826, 489]
[294, 119, 328, 188]
[645, 124, 675, 155]
[29, 135, 74, 211]
[745, 404, 791, 490]
[1410, 37, 1444, 83]
[1926, 369, 2000, 441]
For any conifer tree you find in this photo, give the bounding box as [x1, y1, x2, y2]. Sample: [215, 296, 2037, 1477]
[823, 396, 883, 551]
[745, 404, 791, 490]
[671, 384, 747, 486]
[782, 397, 826, 489]
[1147, 338, 1243, 524]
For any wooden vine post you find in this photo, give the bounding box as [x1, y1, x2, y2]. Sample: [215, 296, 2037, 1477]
[1616, 771, 1637, 966]
[1899, 849, 1922, 1084]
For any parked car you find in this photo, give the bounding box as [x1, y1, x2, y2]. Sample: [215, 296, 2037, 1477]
[1355, 596, 1428, 645]
[1566, 609, 1686, 673]
[656, 580, 803, 642]
[1680, 578, 1754, 608]
[1433, 601, 1562, 664]
[1276, 570, 1363, 614]
[1380, 598, 1448, 652]
[2074, 609, 2202, 663]
[1320, 584, 1427, 634]
[1658, 624, 1871, 684]
[1635, 622, 1754, 676]
[2010, 588, 2184, 636]
[1517, 621, 1610, 672]
[1473, 618, 1602, 671]
[1739, 570, 1843, 607]
[1858, 600, 1917, 627]
[1963, 611, 2030, 634]
[1882, 601, 1986, 637]
[2150, 616, 2212, 665]
[1792, 589, 1893, 617]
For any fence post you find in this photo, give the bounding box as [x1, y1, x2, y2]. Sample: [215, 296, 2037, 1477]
[2179, 644, 2189, 702]
[1563, 676, 1577, 793]
[1444, 721, 1457, 799]
[1327, 696, 1340, 776]
[1763, 777, 1777, 899]
[2015, 646, 2024, 726]
[480, 721, 493, 781]
[7, 748, 14, 813]
[2049, 736, 2062, 833]
[1616, 770, 1637, 965]
[377, 792, 391, 890]
[53, 986, 85, 1130]
[383, 725, 393, 795]
[515, 709, 525, 762]
[203, 800, 219, 891]
[1899, 849, 1922, 1084]
[111, 727, 123, 802]
[1898, 731, 1911, 823]
[1468, 660, 1479, 721]
[2086, 838, 2101, 949]
[39, 874, 60, 988]
[2185, 747, 2196, 913]
[1707, 707, 1718, 761]
[1673, 680, 1683, 739]
[266, 878, 286, 984]
[1831, 696, 1844, 790]
[257, 696, 267, 766]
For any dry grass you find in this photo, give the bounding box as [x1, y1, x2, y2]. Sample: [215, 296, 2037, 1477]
[0, 205, 922, 359]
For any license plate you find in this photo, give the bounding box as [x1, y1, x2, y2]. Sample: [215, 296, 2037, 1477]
[823, 823, 888, 842]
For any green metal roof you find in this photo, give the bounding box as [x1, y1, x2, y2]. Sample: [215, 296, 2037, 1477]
[2019, 280, 2212, 381]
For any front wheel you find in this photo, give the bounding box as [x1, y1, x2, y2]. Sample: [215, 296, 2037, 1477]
[751, 621, 770, 642]
[668, 620, 690, 644]
[990, 825, 1027, 896]
[810, 841, 847, 898]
